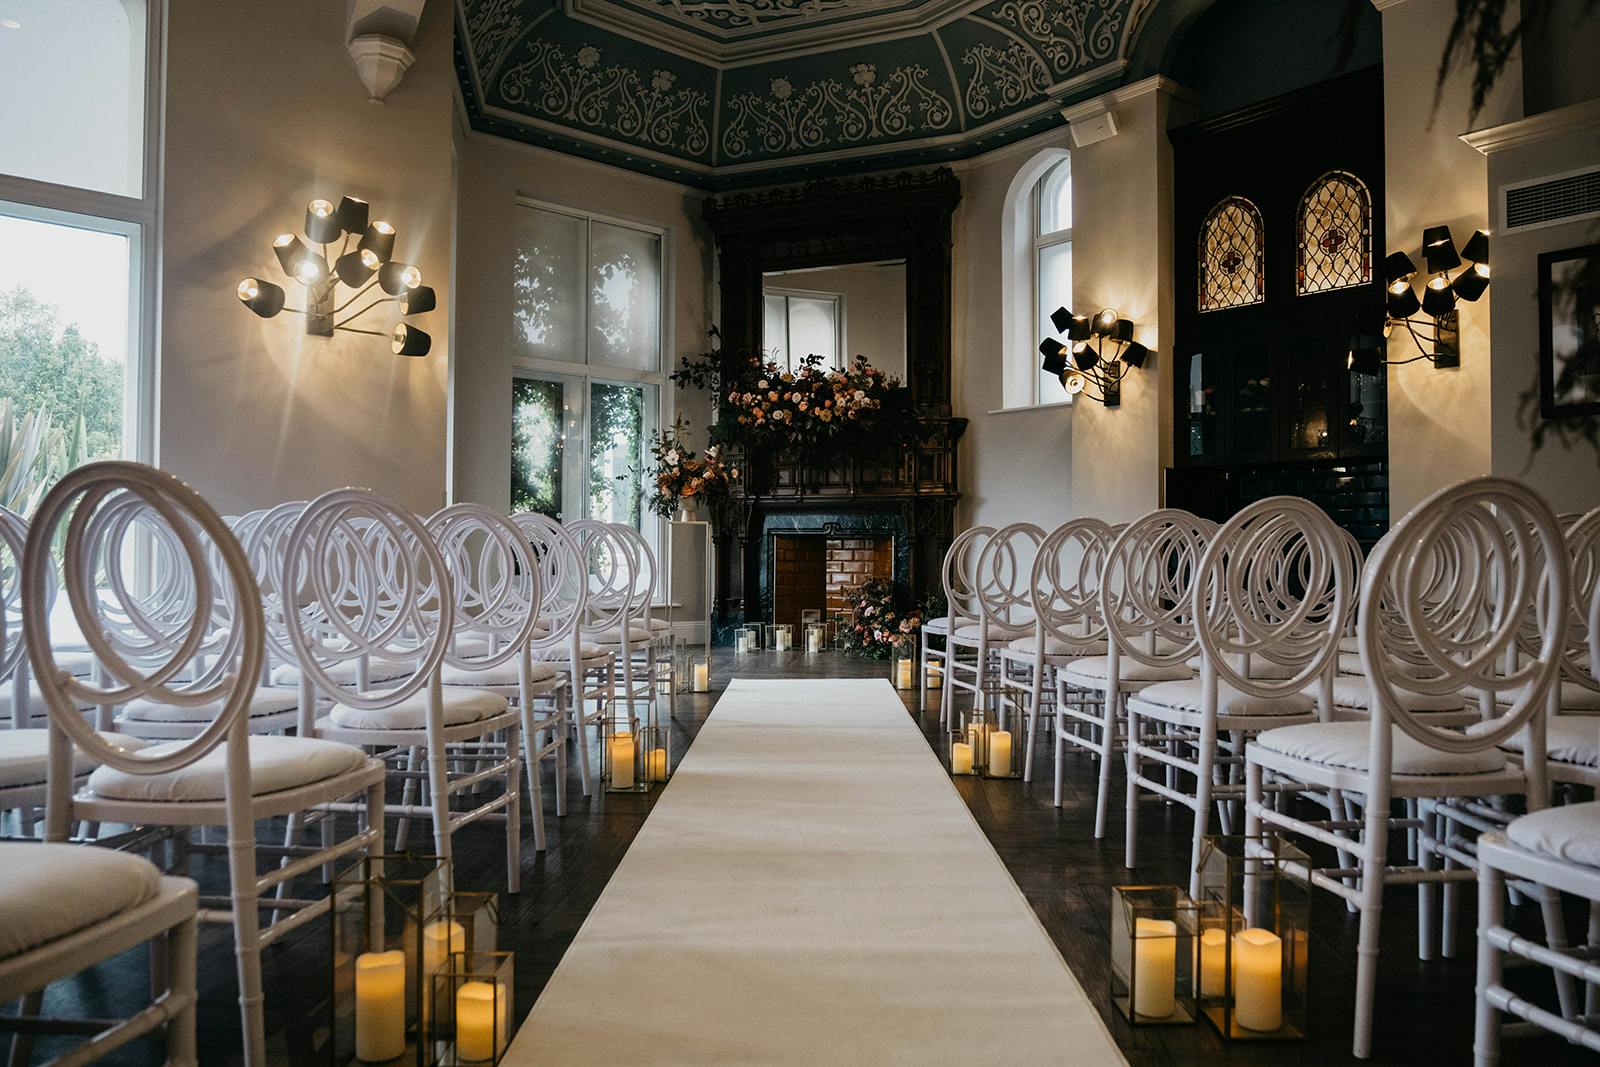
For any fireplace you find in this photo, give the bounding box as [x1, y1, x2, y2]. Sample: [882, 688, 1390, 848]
[771, 534, 894, 628]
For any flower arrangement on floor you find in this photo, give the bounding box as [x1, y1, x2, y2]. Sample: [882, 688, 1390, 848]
[647, 417, 738, 518]
[840, 576, 923, 659]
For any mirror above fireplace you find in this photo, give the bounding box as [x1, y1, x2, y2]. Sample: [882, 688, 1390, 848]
[761, 260, 907, 380]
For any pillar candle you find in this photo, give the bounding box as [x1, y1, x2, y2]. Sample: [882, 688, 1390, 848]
[1198, 928, 1227, 996]
[421, 919, 464, 981]
[354, 951, 406, 1063]
[927, 664, 943, 689]
[895, 659, 913, 689]
[987, 730, 1013, 776]
[806, 629, 822, 654]
[692, 662, 710, 692]
[950, 740, 974, 774]
[1231, 927, 1283, 1031]
[646, 748, 668, 782]
[454, 980, 506, 1062]
[1132, 917, 1178, 1019]
[609, 732, 635, 789]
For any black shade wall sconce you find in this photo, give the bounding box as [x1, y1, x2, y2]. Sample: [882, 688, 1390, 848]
[1038, 307, 1149, 407]
[1347, 226, 1489, 374]
[237, 195, 435, 357]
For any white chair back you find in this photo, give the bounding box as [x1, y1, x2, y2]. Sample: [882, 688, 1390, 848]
[512, 512, 586, 654]
[425, 503, 541, 671]
[1101, 509, 1214, 670]
[975, 522, 1044, 636]
[1031, 517, 1115, 647]
[609, 522, 658, 632]
[0, 507, 25, 690]
[568, 519, 634, 636]
[941, 525, 993, 628]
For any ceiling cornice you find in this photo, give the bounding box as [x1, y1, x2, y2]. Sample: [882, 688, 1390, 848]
[1461, 97, 1600, 155]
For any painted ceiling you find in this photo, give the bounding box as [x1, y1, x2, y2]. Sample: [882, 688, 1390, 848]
[455, 0, 1148, 187]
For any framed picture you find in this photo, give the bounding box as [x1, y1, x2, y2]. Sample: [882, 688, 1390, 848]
[1539, 242, 1600, 418]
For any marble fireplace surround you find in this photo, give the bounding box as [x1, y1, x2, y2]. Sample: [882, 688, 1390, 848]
[757, 509, 912, 629]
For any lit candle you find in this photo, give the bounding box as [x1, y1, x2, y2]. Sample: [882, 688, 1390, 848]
[609, 732, 635, 789]
[927, 664, 943, 689]
[1133, 917, 1177, 1019]
[1198, 928, 1227, 996]
[736, 632, 750, 653]
[454, 980, 506, 1062]
[421, 920, 464, 982]
[806, 628, 822, 654]
[692, 662, 710, 692]
[1231, 927, 1282, 1031]
[987, 730, 1012, 776]
[895, 659, 913, 689]
[354, 950, 406, 1063]
[776, 629, 791, 651]
[950, 740, 974, 774]
[646, 748, 668, 782]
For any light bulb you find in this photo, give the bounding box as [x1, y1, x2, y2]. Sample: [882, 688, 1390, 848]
[373, 220, 394, 235]
[295, 257, 325, 284]
[360, 248, 380, 269]
[1473, 262, 1490, 278]
[1063, 373, 1086, 395]
[1099, 309, 1116, 325]
[1387, 279, 1409, 295]
[1427, 274, 1449, 290]
[273, 233, 296, 249]
[308, 198, 335, 217]
[400, 265, 421, 289]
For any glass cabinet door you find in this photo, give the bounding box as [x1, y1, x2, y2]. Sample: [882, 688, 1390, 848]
[1283, 333, 1336, 457]
[1229, 344, 1274, 461]
[1180, 349, 1220, 462]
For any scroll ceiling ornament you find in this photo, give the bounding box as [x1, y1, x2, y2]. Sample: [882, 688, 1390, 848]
[721, 63, 955, 160]
[985, 0, 1128, 74]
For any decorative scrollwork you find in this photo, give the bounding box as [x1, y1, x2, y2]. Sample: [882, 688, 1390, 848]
[983, 0, 1127, 75]
[465, 0, 526, 79]
[961, 41, 1052, 120]
[720, 62, 954, 160]
[640, 0, 906, 30]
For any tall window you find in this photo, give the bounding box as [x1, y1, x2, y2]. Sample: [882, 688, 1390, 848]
[1032, 157, 1073, 405]
[511, 201, 665, 537]
[0, 0, 160, 510]
[762, 289, 842, 371]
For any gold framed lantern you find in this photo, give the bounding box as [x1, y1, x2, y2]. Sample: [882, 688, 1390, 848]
[892, 635, 917, 690]
[1195, 835, 1311, 1040]
[427, 951, 515, 1065]
[1110, 885, 1199, 1025]
[949, 702, 995, 776]
[602, 714, 643, 793]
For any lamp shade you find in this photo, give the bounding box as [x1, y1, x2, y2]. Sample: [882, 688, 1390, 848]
[1091, 309, 1118, 336]
[273, 233, 311, 276]
[1460, 228, 1489, 265]
[1386, 284, 1421, 320]
[1072, 342, 1099, 371]
[336, 196, 370, 235]
[378, 261, 421, 295]
[391, 322, 431, 356]
[1107, 318, 1133, 343]
[1422, 276, 1457, 317]
[304, 199, 341, 244]
[1120, 341, 1149, 369]
[1066, 315, 1092, 341]
[401, 285, 436, 315]
[358, 221, 396, 263]
[1422, 225, 1461, 273]
[335, 248, 379, 287]
[1062, 372, 1086, 395]
[1383, 251, 1418, 286]
[1451, 264, 1489, 302]
[1050, 306, 1074, 334]
[1347, 344, 1383, 376]
[1039, 339, 1068, 376]
[237, 277, 285, 318]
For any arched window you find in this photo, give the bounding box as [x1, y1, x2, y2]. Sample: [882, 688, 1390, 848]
[1296, 170, 1371, 295]
[1032, 158, 1073, 404]
[1000, 148, 1072, 408]
[1198, 196, 1265, 312]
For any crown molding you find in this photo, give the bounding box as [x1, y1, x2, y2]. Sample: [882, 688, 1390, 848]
[1461, 97, 1600, 155]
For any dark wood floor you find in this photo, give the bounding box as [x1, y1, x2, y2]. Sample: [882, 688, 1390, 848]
[11, 650, 1593, 1065]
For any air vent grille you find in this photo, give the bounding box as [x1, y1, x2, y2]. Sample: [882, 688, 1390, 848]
[1504, 168, 1600, 231]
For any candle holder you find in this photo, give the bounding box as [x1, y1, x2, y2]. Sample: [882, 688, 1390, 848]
[735, 625, 760, 654]
[925, 662, 943, 690]
[772, 623, 794, 652]
[762, 623, 777, 651]
[804, 623, 826, 655]
[690, 654, 710, 693]
[640, 722, 672, 784]
[427, 951, 515, 1065]
[1110, 885, 1199, 1025]
[602, 714, 643, 793]
[892, 636, 917, 691]
[1195, 835, 1311, 1041]
[949, 702, 995, 776]
[328, 854, 453, 1066]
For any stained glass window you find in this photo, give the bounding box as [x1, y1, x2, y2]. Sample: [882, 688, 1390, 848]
[1199, 197, 1265, 313]
[1297, 171, 1371, 296]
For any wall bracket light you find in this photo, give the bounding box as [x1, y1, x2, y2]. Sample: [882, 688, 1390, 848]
[237, 195, 435, 357]
[1347, 226, 1488, 374]
[1038, 307, 1149, 407]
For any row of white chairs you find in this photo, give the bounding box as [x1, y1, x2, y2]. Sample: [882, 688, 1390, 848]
[0, 462, 676, 1065]
[921, 478, 1599, 1061]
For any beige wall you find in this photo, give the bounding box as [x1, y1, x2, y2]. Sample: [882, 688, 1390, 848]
[450, 131, 714, 510]
[160, 0, 455, 515]
[763, 263, 907, 377]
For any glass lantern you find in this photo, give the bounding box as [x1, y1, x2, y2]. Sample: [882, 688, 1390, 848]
[328, 854, 452, 1066]
[602, 714, 643, 793]
[640, 722, 672, 784]
[983, 706, 1023, 780]
[925, 661, 944, 690]
[735, 624, 761, 654]
[892, 635, 917, 690]
[426, 951, 515, 1065]
[804, 623, 826, 655]
[689, 653, 710, 693]
[1110, 885, 1199, 1025]
[773, 623, 794, 652]
[1195, 835, 1311, 1040]
[762, 623, 777, 651]
[949, 702, 994, 776]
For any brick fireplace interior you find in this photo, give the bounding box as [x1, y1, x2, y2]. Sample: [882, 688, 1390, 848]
[771, 534, 893, 629]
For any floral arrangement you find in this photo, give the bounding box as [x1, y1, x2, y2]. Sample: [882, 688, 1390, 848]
[840, 576, 922, 659]
[646, 417, 738, 518]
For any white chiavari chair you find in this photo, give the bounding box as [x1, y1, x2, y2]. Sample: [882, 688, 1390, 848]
[919, 529, 987, 717]
[936, 525, 994, 727]
[574, 521, 654, 734]
[23, 462, 385, 1067]
[428, 503, 568, 851]
[952, 523, 1043, 748]
[1244, 476, 1569, 1059]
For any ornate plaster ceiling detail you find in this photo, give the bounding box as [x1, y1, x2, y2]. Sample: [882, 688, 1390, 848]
[455, 0, 1145, 187]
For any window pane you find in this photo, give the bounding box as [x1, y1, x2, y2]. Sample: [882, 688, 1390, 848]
[1199, 196, 1265, 312]
[511, 377, 567, 519]
[0, 1, 146, 196]
[763, 293, 788, 366]
[0, 211, 130, 511]
[786, 297, 838, 369]
[1297, 171, 1372, 296]
[1036, 240, 1071, 404]
[588, 222, 660, 372]
[589, 381, 648, 529]
[1037, 158, 1071, 236]
[514, 207, 586, 362]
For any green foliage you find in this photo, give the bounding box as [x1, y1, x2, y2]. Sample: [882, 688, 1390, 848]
[511, 377, 564, 516]
[589, 381, 643, 527]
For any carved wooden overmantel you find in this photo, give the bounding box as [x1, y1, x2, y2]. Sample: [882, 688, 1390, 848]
[702, 168, 967, 628]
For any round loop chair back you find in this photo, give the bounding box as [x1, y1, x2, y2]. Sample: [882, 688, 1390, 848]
[242, 500, 311, 673]
[426, 503, 541, 671]
[941, 526, 994, 624]
[1101, 509, 1214, 669]
[280, 488, 450, 710]
[609, 523, 659, 624]
[1193, 496, 1352, 697]
[567, 519, 632, 635]
[21, 461, 264, 775]
[975, 522, 1045, 634]
[1031, 517, 1116, 647]
[0, 508, 27, 687]
[512, 512, 586, 652]
[1358, 476, 1569, 755]
[1549, 506, 1600, 697]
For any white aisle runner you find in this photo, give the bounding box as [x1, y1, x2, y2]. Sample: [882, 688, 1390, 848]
[505, 679, 1125, 1065]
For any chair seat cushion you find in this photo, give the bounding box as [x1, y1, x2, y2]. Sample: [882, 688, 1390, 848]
[121, 689, 299, 724]
[1060, 656, 1191, 688]
[327, 687, 508, 731]
[440, 660, 559, 687]
[270, 657, 411, 689]
[0, 730, 150, 788]
[1184, 655, 1305, 681]
[1505, 801, 1600, 869]
[1133, 678, 1316, 719]
[87, 735, 368, 802]
[921, 618, 951, 635]
[1337, 652, 1364, 676]
[649, 618, 672, 633]
[1495, 681, 1600, 713]
[1254, 721, 1508, 776]
[1468, 716, 1600, 768]
[1, 682, 94, 724]
[583, 623, 653, 645]
[0, 842, 163, 960]
[1006, 634, 1107, 657]
[531, 643, 607, 662]
[1318, 677, 1467, 714]
[953, 620, 1032, 641]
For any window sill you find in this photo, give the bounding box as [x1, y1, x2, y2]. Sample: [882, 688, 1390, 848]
[986, 401, 1072, 416]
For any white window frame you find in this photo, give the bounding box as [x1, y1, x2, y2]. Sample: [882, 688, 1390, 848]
[761, 286, 846, 372]
[0, 0, 164, 466]
[1030, 159, 1073, 409]
[997, 146, 1072, 412]
[510, 197, 671, 548]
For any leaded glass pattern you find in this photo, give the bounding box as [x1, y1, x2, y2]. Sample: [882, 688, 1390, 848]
[1297, 171, 1371, 296]
[1198, 197, 1265, 312]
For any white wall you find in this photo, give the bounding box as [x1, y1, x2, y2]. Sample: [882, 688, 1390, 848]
[160, 0, 455, 516]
